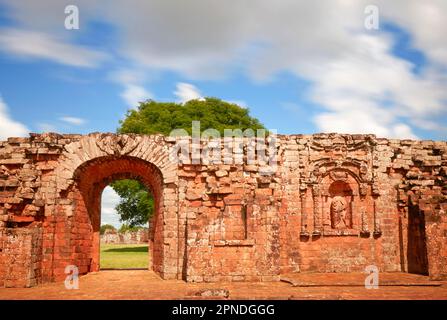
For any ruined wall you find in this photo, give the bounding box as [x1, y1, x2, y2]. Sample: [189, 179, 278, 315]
[0, 132, 445, 287]
[0, 225, 42, 287]
[100, 229, 148, 244]
[179, 134, 446, 281]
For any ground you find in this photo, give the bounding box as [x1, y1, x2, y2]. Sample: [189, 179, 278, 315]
[100, 244, 148, 269]
[0, 271, 446, 300]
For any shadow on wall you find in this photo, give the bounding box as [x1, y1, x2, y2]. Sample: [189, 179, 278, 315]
[407, 201, 429, 275]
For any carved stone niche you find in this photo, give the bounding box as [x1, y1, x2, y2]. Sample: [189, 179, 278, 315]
[320, 169, 367, 236]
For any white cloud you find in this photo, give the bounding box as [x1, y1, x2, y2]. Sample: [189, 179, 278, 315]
[110, 69, 146, 86]
[1, 0, 447, 139]
[315, 111, 418, 140]
[109, 69, 153, 108]
[120, 84, 152, 108]
[307, 34, 433, 139]
[392, 124, 419, 140]
[174, 82, 203, 103]
[59, 116, 86, 126]
[0, 95, 29, 140]
[101, 186, 122, 228]
[0, 28, 108, 68]
[380, 1, 447, 68]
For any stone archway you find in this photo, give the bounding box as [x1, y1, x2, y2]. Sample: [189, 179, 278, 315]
[72, 156, 164, 273]
[42, 134, 181, 282]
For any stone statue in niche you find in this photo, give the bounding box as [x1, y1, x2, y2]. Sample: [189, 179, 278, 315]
[330, 196, 350, 229]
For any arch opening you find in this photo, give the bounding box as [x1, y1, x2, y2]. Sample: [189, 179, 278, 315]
[99, 182, 151, 270]
[71, 156, 165, 275]
[407, 200, 429, 275]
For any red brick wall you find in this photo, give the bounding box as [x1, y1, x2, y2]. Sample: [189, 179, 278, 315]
[0, 133, 446, 287]
[0, 225, 42, 287]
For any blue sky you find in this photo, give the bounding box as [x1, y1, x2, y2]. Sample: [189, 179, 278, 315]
[0, 1, 446, 226]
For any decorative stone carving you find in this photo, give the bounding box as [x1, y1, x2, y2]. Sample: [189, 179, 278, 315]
[373, 199, 382, 236]
[359, 163, 368, 180]
[95, 134, 141, 156]
[312, 184, 322, 235]
[300, 189, 309, 237]
[309, 134, 374, 153]
[299, 182, 307, 192]
[312, 184, 320, 196]
[301, 134, 380, 237]
[312, 166, 321, 178]
[372, 182, 381, 196]
[333, 145, 348, 159]
[335, 159, 344, 167]
[330, 196, 351, 229]
[359, 183, 368, 196]
[360, 208, 370, 237]
[330, 170, 348, 182]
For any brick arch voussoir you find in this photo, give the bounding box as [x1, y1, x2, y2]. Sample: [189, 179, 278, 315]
[54, 133, 177, 196]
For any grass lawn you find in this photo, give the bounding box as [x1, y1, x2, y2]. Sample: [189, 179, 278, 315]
[100, 244, 149, 269]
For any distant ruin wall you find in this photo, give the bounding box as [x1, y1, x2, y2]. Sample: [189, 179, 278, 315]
[101, 229, 148, 244]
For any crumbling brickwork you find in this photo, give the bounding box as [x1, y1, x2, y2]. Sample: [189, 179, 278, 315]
[0, 132, 445, 287]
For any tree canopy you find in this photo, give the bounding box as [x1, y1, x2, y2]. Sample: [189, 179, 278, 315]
[118, 97, 265, 136]
[112, 179, 154, 226]
[112, 98, 265, 226]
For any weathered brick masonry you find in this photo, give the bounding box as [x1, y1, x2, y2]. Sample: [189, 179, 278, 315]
[0, 132, 445, 287]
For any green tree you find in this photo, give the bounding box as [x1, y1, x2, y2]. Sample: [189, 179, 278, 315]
[118, 97, 265, 135]
[113, 98, 265, 226]
[112, 179, 154, 226]
[118, 223, 145, 233]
